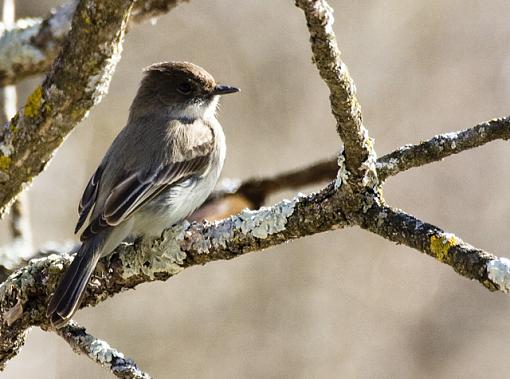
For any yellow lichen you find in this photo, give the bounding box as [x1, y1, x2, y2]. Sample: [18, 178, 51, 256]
[0, 156, 11, 170]
[81, 10, 92, 25]
[23, 86, 43, 118]
[430, 234, 459, 263]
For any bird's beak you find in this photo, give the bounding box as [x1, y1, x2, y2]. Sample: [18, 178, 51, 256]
[212, 84, 240, 95]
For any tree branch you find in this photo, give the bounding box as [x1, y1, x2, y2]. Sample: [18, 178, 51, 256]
[356, 203, 500, 290]
[2, 112, 507, 279]
[295, 0, 377, 187]
[56, 320, 151, 379]
[0, 0, 188, 87]
[376, 116, 510, 180]
[194, 114, 510, 222]
[0, 0, 134, 218]
[190, 158, 339, 221]
[0, 185, 350, 369]
[1, 174, 509, 369]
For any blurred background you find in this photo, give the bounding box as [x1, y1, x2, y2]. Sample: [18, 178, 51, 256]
[3, 0, 510, 377]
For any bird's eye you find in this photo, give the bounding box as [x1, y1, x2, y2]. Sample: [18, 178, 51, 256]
[177, 82, 193, 95]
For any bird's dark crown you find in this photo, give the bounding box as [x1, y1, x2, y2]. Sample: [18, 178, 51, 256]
[144, 61, 216, 95]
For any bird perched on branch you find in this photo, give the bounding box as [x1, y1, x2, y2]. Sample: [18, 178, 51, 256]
[47, 61, 239, 327]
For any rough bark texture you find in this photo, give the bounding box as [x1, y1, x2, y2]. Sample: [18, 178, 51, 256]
[0, 0, 134, 217]
[56, 321, 151, 379]
[0, 0, 188, 87]
[356, 204, 498, 290]
[0, 185, 350, 369]
[295, 0, 377, 188]
[0, 0, 33, 275]
[377, 117, 510, 180]
[0, 2, 76, 86]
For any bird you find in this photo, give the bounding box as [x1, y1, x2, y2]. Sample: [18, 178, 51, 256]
[46, 61, 239, 327]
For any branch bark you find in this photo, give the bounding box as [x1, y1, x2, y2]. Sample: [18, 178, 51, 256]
[0, 0, 134, 218]
[356, 204, 498, 289]
[2, 112, 508, 280]
[377, 116, 510, 180]
[56, 321, 151, 379]
[0, 185, 350, 369]
[0, 174, 508, 370]
[0, 0, 188, 87]
[196, 115, 510, 221]
[295, 0, 377, 187]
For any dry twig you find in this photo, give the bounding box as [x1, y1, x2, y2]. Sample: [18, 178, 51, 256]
[56, 321, 151, 379]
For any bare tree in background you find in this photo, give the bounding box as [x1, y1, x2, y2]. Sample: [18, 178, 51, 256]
[0, 0, 509, 377]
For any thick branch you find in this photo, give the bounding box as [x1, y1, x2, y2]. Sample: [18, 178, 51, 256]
[0, 0, 134, 217]
[2, 178, 510, 368]
[295, 0, 377, 186]
[0, 185, 350, 368]
[356, 203, 502, 291]
[2, 115, 508, 282]
[0, 0, 188, 87]
[56, 321, 151, 379]
[2, 110, 507, 276]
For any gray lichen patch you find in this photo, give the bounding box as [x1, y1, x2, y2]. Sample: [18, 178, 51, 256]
[88, 338, 123, 365]
[236, 198, 297, 238]
[202, 197, 298, 251]
[85, 35, 126, 106]
[119, 223, 188, 280]
[359, 136, 378, 189]
[334, 150, 348, 190]
[487, 257, 510, 293]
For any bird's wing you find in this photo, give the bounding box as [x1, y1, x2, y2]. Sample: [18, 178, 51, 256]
[77, 119, 215, 241]
[75, 163, 105, 234]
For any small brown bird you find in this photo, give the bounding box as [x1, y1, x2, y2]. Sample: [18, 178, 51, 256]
[47, 62, 239, 327]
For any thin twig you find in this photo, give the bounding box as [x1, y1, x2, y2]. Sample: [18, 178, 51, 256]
[193, 115, 510, 221]
[377, 116, 510, 180]
[56, 320, 151, 379]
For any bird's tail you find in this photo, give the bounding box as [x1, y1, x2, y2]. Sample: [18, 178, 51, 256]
[46, 236, 104, 328]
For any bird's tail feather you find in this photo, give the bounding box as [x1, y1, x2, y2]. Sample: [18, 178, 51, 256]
[46, 236, 104, 328]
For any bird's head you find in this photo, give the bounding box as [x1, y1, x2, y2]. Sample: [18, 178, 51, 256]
[135, 61, 239, 121]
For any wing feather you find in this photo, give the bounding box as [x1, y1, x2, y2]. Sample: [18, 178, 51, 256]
[75, 164, 105, 234]
[79, 119, 215, 241]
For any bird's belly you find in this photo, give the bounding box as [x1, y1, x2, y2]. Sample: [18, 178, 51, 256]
[131, 175, 217, 238]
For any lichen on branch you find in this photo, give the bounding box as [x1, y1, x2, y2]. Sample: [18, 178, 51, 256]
[0, 0, 135, 218]
[56, 321, 151, 379]
[295, 0, 377, 188]
[0, 188, 350, 369]
[0, 0, 189, 87]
